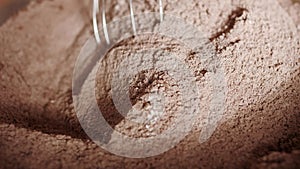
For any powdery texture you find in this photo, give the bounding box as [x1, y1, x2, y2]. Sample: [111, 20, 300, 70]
[0, 0, 299, 168]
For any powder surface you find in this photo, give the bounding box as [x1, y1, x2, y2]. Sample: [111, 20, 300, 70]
[0, 0, 299, 168]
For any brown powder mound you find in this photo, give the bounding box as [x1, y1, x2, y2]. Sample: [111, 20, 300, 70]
[0, 0, 90, 139]
[252, 151, 300, 169]
[278, 0, 300, 31]
[0, 0, 299, 169]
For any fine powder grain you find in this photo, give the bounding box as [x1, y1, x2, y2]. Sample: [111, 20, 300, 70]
[0, 0, 299, 168]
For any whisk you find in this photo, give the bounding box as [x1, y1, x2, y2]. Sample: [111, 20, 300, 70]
[92, 0, 164, 44]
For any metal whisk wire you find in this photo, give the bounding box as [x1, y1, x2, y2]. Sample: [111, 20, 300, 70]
[92, 0, 164, 44]
[129, 0, 137, 35]
[102, 0, 110, 44]
[92, 0, 101, 43]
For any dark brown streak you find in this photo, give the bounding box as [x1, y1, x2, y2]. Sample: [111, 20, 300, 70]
[209, 7, 248, 42]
